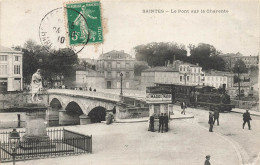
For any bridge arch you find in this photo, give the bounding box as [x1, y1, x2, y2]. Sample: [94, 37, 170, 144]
[88, 106, 106, 123]
[50, 98, 62, 110]
[59, 101, 84, 125]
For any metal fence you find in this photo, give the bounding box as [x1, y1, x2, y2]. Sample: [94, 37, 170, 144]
[0, 128, 92, 162]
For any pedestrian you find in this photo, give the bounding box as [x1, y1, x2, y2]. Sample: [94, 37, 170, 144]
[149, 114, 155, 132]
[181, 102, 186, 115]
[164, 113, 168, 132]
[213, 109, 219, 126]
[208, 112, 214, 132]
[204, 155, 211, 165]
[158, 113, 164, 133]
[243, 110, 252, 130]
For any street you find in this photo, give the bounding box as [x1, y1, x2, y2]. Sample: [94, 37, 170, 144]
[3, 107, 260, 165]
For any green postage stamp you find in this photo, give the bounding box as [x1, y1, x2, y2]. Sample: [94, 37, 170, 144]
[65, 1, 103, 45]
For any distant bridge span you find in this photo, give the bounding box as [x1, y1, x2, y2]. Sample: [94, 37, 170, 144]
[43, 89, 127, 125]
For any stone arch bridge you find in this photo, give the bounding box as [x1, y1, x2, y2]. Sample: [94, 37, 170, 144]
[41, 89, 126, 125]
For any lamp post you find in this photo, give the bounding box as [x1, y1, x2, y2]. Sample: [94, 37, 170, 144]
[238, 63, 240, 100]
[184, 73, 187, 85]
[120, 73, 123, 95]
[8, 129, 20, 165]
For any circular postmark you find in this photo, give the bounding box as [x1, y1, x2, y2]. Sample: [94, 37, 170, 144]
[39, 7, 89, 55]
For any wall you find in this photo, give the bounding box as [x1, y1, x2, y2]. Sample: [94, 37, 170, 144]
[117, 107, 149, 119]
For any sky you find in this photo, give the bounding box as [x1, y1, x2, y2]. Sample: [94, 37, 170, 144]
[0, 0, 259, 59]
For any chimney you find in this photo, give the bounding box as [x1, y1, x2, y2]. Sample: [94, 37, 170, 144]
[196, 63, 199, 66]
[167, 60, 170, 67]
[165, 61, 167, 67]
[174, 55, 176, 61]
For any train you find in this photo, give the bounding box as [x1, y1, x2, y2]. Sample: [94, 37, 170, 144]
[147, 83, 235, 112]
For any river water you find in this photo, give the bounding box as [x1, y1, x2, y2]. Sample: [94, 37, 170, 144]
[0, 111, 59, 129]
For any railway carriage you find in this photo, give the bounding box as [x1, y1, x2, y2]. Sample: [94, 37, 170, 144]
[147, 83, 234, 112]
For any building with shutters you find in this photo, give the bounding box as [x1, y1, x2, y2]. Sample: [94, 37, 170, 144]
[96, 50, 136, 89]
[0, 46, 23, 91]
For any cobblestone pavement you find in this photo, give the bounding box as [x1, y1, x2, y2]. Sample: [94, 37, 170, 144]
[2, 106, 259, 165]
[176, 106, 260, 165]
[4, 119, 240, 165]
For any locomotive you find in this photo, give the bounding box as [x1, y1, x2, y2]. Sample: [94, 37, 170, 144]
[147, 83, 234, 112]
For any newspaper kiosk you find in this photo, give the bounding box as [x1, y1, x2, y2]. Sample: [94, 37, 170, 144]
[146, 86, 173, 132]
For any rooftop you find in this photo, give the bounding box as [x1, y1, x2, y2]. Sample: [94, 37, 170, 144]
[143, 66, 178, 72]
[204, 70, 233, 76]
[0, 45, 22, 53]
[98, 50, 134, 60]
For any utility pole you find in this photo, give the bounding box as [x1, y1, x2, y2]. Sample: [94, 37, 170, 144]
[238, 63, 240, 100]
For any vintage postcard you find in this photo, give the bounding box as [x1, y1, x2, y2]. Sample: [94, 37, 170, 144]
[0, 0, 259, 165]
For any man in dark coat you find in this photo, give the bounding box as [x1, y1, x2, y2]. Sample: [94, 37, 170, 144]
[181, 102, 186, 115]
[208, 112, 214, 132]
[164, 113, 169, 132]
[149, 114, 155, 132]
[204, 155, 211, 165]
[213, 110, 220, 126]
[243, 110, 252, 130]
[158, 113, 164, 133]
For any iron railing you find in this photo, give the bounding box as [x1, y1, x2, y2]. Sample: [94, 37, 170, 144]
[0, 128, 92, 162]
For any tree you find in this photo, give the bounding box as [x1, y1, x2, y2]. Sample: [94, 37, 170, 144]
[189, 43, 225, 71]
[20, 39, 79, 87]
[134, 42, 188, 67]
[232, 59, 248, 74]
[134, 62, 150, 76]
[232, 59, 248, 100]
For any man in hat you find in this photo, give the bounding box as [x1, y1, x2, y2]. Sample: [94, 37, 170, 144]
[149, 114, 155, 132]
[158, 113, 164, 133]
[204, 155, 211, 165]
[164, 113, 169, 132]
[208, 112, 214, 132]
[243, 110, 252, 130]
[213, 109, 220, 126]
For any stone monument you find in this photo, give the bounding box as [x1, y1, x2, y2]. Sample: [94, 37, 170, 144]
[20, 103, 55, 149]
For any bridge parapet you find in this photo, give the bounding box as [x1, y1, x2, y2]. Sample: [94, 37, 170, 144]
[47, 89, 121, 102]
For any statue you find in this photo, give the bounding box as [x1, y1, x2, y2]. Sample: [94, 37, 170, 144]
[31, 69, 43, 102]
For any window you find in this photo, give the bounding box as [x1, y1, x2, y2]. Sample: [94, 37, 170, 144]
[187, 76, 189, 81]
[108, 71, 111, 77]
[126, 62, 129, 69]
[108, 62, 112, 68]
[126, 82, 130, 88]
[117, 62, 120, 68]
[116, 81, 120, 88]
[14, 65, 20, 74]
[0, 55, 7, 61]
[183, 67, 186, 72]
[126, 72, 130, 78]
[180, 66, 182, 71]
[15, 56, 20, 61]
[117, 72, 120, 78]
[0, 65, 7, 74]
[194, 68, 196, 73]
[180, 76, 182, 82]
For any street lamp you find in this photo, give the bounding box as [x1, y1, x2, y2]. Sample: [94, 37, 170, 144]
[238, 63, 241, 100]
[120, 73, 123, 95]
[184, 73, 187, 85]
[8, 129, 20, 165]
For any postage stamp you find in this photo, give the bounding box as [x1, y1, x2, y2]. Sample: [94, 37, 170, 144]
[65, 1, 103, 46]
